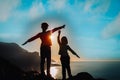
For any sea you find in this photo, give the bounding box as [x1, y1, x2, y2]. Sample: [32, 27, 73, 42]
[53, 61, 120, 80]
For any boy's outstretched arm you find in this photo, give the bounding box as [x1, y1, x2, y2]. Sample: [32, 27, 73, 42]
[68, 46, 80, 58]
[52, 25, 65, 33]
[22, 33, 40, 45]
[57, 30, 61, 45]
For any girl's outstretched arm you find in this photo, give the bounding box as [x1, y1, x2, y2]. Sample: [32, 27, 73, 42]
[68, 46, 80, 58]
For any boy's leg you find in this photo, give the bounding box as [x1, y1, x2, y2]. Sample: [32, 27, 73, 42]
[40, 46, 46, 75]
[40, 55, 45, 75]
[46, 46, 51, 76]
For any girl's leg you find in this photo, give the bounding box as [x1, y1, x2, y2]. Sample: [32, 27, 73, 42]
[66, 57, 72, 78]
[62, 65, 66, 80]
[67, 64, 72, 78]
[61, 57, 66, 80]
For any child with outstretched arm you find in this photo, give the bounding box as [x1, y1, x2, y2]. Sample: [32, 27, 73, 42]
[22, 22, 65, 78]
[57, 30, 80, 80]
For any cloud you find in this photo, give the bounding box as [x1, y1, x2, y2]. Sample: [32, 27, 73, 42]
[48, 0, 67, 11]
[102, 13, 120, 39]
[84, 0, 111, 14]
[84, 0, 93, 12]
[29, 1, 45, 19]
[0, 0, 20, 21]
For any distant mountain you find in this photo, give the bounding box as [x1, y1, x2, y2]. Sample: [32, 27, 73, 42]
[0, 42, 40, 71]
[0, 42, 60, 71]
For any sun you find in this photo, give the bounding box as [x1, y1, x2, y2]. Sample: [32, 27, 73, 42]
[50, 67, 58, 78]
[50, 35, 55, 41]
[45, 67, 58, 78]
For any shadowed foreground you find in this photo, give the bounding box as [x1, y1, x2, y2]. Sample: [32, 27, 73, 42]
[67, 72, 106, 80]
[0, 57, 106, 80]
[0, 42, 106, 80]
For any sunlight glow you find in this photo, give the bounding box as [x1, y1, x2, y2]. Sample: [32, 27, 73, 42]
[50, 35, 55, 41]
[45, 67, 58, 78]
[50, 67, 58, 78]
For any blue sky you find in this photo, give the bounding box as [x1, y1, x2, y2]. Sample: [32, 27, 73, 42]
[0, 0, 120, 61]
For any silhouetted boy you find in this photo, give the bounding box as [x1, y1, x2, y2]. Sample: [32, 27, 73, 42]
[57, 30, 80, 80]
[22, 22, 65, 77]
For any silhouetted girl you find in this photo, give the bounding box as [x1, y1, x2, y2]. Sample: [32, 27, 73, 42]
[57, 30, 80, 80]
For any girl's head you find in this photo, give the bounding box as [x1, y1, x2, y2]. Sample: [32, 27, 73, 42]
[41, 22, 49, 32]
[61, 36, 68, 45]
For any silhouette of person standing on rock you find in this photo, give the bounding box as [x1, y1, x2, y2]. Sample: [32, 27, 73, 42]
[22, 22, 65, 78]
[57, 30, 80, 80]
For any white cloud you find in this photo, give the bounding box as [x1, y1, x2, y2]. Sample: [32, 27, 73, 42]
[29, 2, 45, 19]
[102, 13, 120, 38]
[0, 0, 20, 21]
[84, 0, 93, 12]
[48, 0, 67, 11]
[84, 0, 111, 14]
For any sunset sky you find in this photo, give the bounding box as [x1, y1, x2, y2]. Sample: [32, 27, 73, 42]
[0, 0, 120, 61]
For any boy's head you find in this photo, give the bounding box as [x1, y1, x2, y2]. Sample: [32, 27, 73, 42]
[41, 22, 49, 31]
[61, 36, 68, 45]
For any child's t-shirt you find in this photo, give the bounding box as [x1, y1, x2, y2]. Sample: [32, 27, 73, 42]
[40, 30, 52, 46]
[59, 44, 70, 57]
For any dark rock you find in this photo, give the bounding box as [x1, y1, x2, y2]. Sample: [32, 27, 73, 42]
[0, 57, 25, 80]
[67, 72, 106, 80]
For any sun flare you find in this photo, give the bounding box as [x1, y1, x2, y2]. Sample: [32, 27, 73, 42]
[50, 67, 58, 78]
[50, 35, 54, 40]
[45, 67, 58, 78]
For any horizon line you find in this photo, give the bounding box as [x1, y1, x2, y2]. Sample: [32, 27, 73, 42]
[70, 59, 120, 62]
